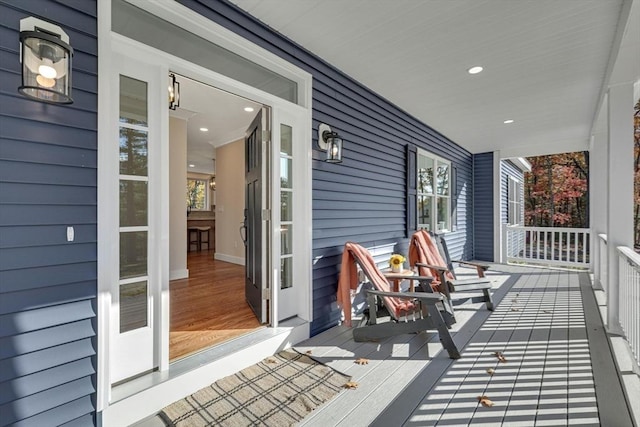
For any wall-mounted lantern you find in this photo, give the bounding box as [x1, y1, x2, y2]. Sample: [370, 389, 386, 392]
[168, 73, 180, 110]
[318, 123, 343, 163]
[18, 17, 73, 104]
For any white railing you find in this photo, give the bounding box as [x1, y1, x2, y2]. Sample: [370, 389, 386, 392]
[598, 234, 608, 294]
[504, 225, 590, 269]
[618, 246, 640, 368]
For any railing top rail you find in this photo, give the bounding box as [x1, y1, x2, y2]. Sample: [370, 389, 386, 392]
[617, 246, 640, 266]
[505, 225, 590, 233]
[598, 233, 607, 242]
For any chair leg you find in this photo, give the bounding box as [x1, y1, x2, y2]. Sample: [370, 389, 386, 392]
[425, 303, 460, 359]
[483, 288, 494, 311]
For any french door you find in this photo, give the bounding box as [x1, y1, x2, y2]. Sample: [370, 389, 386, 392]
[108, 54, 161, 384]
[245, 108, 270, 323]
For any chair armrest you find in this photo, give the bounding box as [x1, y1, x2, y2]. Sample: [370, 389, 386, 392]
[415, 262, 447, 273]
[364, 288, 443, 302]
[405, 275, 435, 282]
[451, 259, 489, 278]
[383, 274, 434, 282]
[451, 259, 490, 271]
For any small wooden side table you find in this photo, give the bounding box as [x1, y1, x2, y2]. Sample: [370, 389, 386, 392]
[382, 269, 416, 292]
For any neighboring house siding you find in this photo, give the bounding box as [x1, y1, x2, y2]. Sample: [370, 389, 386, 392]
[473, 152, 494, 261]
[175, 0, 475, 334]
[501, 159, 526, 256]
[0, 1, 97, 426]
[500, 159, 525, 224]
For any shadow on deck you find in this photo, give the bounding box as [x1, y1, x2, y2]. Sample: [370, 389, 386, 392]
[296, 264, 634, 427]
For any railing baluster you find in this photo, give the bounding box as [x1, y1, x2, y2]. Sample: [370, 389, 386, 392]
[503, 226, 591, 268]
[616, 246, 640, 370]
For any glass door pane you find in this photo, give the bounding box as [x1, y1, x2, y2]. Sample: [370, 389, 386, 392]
[119, 75, 149, 333]
[280, 124, 293, 290]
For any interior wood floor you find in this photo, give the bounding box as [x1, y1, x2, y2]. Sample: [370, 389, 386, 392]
[169, 250, 262, 361]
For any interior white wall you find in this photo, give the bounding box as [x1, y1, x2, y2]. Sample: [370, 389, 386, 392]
[215, 138, 246, 265]
[169, 117, 188, 279]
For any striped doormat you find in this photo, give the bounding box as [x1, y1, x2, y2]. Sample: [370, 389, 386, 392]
[159, 349, 350, 426]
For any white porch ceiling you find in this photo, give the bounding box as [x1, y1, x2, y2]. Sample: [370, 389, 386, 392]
[229, 0, 639, 157]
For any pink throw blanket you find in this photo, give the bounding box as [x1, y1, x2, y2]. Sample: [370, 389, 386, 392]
[409, 230, 455, 291]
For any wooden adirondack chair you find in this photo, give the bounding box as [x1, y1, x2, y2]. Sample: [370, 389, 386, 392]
[337, 242, 460, 359]
[431, 231, 491, 280]
[409, 230, 494, 312]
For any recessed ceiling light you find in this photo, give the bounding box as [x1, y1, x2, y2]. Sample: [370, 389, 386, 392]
[199, 127, 209, 132]
[503, 119, 514, 124]
[468, 66, 483, 75]
[189, 164, 195, 168]
[244, 107, 254, 112]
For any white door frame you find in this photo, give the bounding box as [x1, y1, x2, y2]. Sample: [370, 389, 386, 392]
[97, 0, 313, 411]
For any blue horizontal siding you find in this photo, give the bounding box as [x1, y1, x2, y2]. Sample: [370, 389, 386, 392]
[176, 0, 476, 335]
[0, 0, 97, 426]
[473, 152, 494, 261]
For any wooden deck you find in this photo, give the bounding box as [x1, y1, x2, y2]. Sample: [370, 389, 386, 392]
[135, 264, 634, 427]
[295, 264, 633, 427]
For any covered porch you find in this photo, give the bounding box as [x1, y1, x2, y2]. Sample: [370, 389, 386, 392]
[294, 263, 635, 426]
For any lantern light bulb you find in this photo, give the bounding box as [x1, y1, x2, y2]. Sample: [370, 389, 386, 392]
[36, 74, 56, 88]
[38, 59, 57, 79]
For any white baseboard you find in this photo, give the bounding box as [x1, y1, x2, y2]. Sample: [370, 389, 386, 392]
[215, 253, 245, 266]
[170, 269, 189, 280]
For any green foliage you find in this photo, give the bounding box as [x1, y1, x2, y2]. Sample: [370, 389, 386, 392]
[187, 179, 207, 210]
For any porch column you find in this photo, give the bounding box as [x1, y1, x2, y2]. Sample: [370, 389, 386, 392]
[493, 151, 502, 263]
[589, 129, 608, 289]
[606, 82, 634, 333]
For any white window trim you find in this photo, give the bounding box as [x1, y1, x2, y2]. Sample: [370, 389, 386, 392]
[417, 148, 452, 233]
[507, 176, 522, 225]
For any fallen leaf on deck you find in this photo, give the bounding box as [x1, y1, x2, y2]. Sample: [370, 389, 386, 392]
[493, 351, 507, 363]
[305, 350, 312, 355]
[486, 368, 495, 376]
[344, 381, 359, 389]
[510, 307, 520, 312]
[355, 358, 369, 365]
[511, 299, 519, 303]
[477, 395, 495, 407]
[266, 358, 277, 364]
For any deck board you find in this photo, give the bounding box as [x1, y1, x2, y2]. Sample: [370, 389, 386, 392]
[134, 264, 633, 427]
[299, 265, 633, 427]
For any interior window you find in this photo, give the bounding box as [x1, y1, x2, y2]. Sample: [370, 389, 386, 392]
[187, 178, 208, 211]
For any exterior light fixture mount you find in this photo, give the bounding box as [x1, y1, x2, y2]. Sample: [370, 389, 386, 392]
[18, 17, 73, 104]
[318, 123, 343, 163]
[169, 73, 180, 110]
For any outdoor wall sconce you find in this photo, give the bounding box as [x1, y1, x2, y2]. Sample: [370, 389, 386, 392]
[318, 123, 343, 163]
[18, 17, 73, 104]
[168, 73, 180, 110]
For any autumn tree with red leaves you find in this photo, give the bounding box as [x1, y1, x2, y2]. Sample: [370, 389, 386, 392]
[524, 97, 639, 252]
[524, 152, 589, 228]
[634, 98, 639, 249]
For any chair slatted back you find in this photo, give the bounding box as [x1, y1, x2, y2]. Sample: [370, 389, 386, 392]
[346, 242, 417, 320]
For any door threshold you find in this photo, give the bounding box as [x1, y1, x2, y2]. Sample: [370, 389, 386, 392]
[102, 317, 309, 427]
